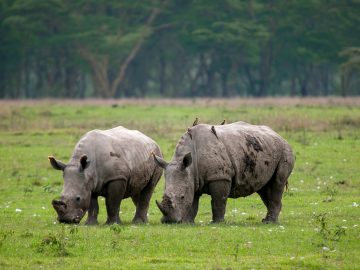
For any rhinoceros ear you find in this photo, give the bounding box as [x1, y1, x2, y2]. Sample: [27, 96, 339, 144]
[182, 152, 192, 168]
[79, 155, 90, 171]
[153, 153, 168, 169]
[48, 156, 66, 171]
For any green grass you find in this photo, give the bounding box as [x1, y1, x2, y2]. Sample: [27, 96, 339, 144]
[0, 100, 359, 269]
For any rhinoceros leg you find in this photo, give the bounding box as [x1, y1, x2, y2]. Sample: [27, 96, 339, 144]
[189, 194, 200, 222]
[208, 180, 231, 223]
[131, 185, 152, 224]
[105, 179, 127, 225]
[85, 195, 99, 225]
[132, 168, 162, 224]
[257, 161, 291, 224]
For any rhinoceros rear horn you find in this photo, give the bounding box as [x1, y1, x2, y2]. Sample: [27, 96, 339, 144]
[52, 199, 67, 215]
[156, 200, 168, 216]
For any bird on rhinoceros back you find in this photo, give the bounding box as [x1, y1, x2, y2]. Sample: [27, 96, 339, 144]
[153, 120, 294, 224]
[49, 126, 163, 225]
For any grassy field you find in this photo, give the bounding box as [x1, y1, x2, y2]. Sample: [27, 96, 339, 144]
[0, 98, 359, 269]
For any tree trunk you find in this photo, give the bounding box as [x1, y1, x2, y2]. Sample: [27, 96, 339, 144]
[298, 76, 309, 97]
[159, 51, 166, 96]
[109, 5, 163, 97]
[78, 5, 163, 98]
[340, 73, 348, 97]
[78, 46, 111, 97]
[244, 65, 256, 96]
[297, 64, 313, 97]
[290, 74, 296, 96]
[220, 71, 229, 97]
[258, 38, 273, 97]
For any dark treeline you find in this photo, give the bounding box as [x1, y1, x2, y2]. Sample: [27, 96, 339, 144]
[0, 0, 359, 98]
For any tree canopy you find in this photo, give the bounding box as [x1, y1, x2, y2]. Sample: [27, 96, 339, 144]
[0, 0, 359, 98]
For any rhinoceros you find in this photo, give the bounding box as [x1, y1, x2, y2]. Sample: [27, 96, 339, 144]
[49, 126, 162, 225]
[153, 121, 294, 224]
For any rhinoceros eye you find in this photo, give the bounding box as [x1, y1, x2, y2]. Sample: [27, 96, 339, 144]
[76, 196, 81, 202]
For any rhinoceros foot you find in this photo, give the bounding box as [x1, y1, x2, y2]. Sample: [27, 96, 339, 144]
[85, 219, 99, 226]
[262, 216, 278, 224]
[132, 216, 147, 224]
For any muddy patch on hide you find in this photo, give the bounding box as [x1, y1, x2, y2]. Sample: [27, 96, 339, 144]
[110, 152, 121, 158]
[243, 153, 256, 174]
[245, 135, 263, 152]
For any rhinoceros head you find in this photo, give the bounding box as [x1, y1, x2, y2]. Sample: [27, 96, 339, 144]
[154, 152, 195, 223]
[49, 155, 91, 224]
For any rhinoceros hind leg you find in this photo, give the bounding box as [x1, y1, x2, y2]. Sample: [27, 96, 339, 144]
[132, 168, 162, 224]
[257, 161, 292, 224]
[105, 179, 127, 225]
[131, 191, 149, 224]
[208, 180, 231, 223]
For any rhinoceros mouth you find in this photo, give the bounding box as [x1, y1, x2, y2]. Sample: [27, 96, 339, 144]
[58, 216, 81, 224]
[160, 216, 182, 224]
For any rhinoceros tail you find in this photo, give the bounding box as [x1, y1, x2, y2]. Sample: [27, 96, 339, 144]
[211, 126, 218, 139]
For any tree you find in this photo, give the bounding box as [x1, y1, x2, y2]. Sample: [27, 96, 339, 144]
[69, 0, 166, 98]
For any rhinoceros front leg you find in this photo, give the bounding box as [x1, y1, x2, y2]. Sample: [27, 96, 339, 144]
[105, 179, 127, 225]
[208, 180, 231, 223]
[189, 194, 200, 223]
[85, 195, 99, 225]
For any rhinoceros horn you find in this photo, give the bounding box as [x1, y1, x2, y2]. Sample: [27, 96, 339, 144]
[52, 199, 67, 215]
[156, 200, 168, 216]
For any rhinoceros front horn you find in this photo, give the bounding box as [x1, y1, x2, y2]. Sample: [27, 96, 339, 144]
[52, 199, 67, 215]
[156, 200, 168, 216]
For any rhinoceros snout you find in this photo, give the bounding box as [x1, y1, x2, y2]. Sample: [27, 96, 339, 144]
[52, 199, 67, 215]
[161, 216, 182, 224]
[56, 213, 82, 224]
[72, 217, 81, 224]
[52, 199, 67, 207]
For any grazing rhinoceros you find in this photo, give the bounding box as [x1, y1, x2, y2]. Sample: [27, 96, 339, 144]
[153, 120, 294, 224]
[49, 126, 162, 225]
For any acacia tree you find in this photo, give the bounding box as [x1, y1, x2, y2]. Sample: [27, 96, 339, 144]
[340, 47, 360, 96]
[68, 0, 166, 98]
[177, 0, 268, 97]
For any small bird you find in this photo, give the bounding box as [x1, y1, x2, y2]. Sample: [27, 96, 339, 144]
[192, 117, 198, 126]
[220, 119, 226, 125]
[211, 126, 218, 139]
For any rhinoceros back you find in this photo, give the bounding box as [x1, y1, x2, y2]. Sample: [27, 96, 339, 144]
[69, 126, 160, 194]
[191, 122, 293, 197]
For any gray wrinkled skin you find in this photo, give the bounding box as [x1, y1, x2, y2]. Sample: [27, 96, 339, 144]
[154, 121, 294, 224]
[50, 126, 162, 225]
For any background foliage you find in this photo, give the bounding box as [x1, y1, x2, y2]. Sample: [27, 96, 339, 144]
[0, 0, 359, 98]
